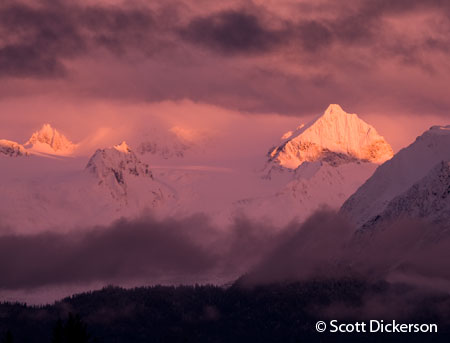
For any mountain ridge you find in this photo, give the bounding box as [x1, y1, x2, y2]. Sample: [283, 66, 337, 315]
[341, 125, 450, 229]
[360, 160, 450, 232]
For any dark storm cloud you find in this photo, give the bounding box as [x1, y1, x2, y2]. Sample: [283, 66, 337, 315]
[0, 215, 217, 288]
[2, 0, 449, 78]
[180, 10, 284, 55]
[328, 0, 450, 62]
[0, 214, 288, 289]
[0, 44, 67, 78]
[0, 1, 159, 78]
[357, 0, 450, 16]
[77, 5, 159, 56]
[241, 210, 355, 285]
[178, 8, 377, 56]
[0, 2, 85, 78]
[2, 208, 450, 292]
[242, 210, 450, 288]
[177, 0, 450, 58]
[296, 21, 333, 51]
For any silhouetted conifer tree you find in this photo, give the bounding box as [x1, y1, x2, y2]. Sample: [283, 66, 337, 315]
[51, 313, 91, 343]
[52, 319, 64, 343]
[1, 330, 13, 343]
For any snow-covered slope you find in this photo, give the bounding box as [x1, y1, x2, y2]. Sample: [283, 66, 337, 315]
[237, 154, 377, 226]
[360, 160, 450, 231]
[341, 125, 450, 229]
[0, 156, 112, 233]
[268, 104, 393, 170]
[25, 124, 77, 156]
[0, 140, 28, 157]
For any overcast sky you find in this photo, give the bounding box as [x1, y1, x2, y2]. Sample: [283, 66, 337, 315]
[1, 0, 449, 151]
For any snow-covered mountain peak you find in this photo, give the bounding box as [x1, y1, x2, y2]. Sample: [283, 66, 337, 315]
[323, 103, 345, 117]
[268, 104, 394, 169]
[0, 139, 29, 157]
[85, 143, 153, 199]
[86, 143, 152, 180]
[114, 141, 131, 154]
[25, 124, 76, 156]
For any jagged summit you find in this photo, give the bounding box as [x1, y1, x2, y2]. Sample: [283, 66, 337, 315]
[114, 141, 131, 154]
[0, 139, 29, 157]
[268, 104, 394, 169]
[25, 124, 76, 155]
[86, 142, 153, 199]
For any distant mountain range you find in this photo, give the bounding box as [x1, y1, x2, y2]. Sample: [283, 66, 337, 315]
[1, 106, 448, 234]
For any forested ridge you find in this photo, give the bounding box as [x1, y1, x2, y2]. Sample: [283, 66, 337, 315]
[1, 278, 449, 343]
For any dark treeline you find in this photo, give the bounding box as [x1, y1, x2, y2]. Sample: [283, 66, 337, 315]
[1, 278, 450, 343]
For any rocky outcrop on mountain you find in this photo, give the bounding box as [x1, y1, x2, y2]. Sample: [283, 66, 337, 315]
[86, 141, 154, 199]
[0, 140, 28, 157]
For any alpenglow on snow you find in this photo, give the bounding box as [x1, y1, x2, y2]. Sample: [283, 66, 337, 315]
[268, 104, 394, 169]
